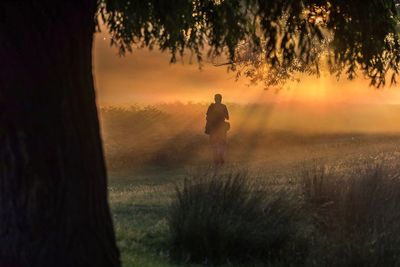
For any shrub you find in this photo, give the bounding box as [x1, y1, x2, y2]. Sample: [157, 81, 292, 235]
[168, 171, 310, 265]
[301, 164, 400, 267]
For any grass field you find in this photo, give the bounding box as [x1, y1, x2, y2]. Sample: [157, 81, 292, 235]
[103, 103, 400, 266]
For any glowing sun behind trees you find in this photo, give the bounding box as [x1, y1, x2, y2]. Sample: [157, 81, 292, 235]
[100, 0, 400, 88]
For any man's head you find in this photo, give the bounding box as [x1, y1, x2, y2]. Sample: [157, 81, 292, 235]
[214, 94, 222, 103]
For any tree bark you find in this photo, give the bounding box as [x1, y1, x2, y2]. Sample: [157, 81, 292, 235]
[0, 1, 120, 266]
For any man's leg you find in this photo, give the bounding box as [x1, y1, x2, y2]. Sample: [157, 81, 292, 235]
[210, 134, 219, 165]
[219, 142, 226, 164]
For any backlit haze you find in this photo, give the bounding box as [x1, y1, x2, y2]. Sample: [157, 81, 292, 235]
[93, 29, 400, 133]
[94, 29, 400, 106]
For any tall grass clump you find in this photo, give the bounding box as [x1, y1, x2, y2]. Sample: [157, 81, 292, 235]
[168, 171, 310, 265]
[301, 164, 400, 267]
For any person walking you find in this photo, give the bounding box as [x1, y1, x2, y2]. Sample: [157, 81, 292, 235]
[205, 94, 230, 165]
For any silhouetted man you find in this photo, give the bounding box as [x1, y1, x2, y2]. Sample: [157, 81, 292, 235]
[205, 94, 230, 165]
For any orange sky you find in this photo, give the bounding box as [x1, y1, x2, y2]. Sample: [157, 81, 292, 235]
[93, 29, 400, 107]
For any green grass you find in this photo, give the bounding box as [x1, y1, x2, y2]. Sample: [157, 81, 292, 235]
[109, 167, 181, 267]
[103, 103, 400, 266]
[108, 149, 400, 266]
[113, 203, 172, 267]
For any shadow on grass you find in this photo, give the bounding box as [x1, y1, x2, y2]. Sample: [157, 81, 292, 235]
[110, 159, 400, 267]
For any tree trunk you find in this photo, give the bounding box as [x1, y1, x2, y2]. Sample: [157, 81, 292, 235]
[0, 1, 120, 266]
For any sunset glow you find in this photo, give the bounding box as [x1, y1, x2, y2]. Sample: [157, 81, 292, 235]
[94, 29, 400, 108]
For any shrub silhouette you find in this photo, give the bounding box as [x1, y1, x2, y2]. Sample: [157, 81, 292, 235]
[301, 164, 400, 267]
[168, 171, 309, 265]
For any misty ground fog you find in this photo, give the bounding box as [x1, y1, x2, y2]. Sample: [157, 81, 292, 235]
[100, 102, 400, 172]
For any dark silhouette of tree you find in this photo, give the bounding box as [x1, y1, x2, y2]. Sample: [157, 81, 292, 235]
[230, 1, 400, 88]
[0, 1, 399, 266]
[101, 0, 400, 87]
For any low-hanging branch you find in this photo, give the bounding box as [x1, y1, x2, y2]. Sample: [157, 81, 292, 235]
[100, 0, 400, 88]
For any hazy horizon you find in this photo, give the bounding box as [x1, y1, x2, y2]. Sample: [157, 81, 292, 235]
[94, 23, 400, 135]
[94, 25, 400, 108]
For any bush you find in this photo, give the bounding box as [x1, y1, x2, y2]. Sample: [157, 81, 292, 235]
[301, 164, 400, 267]
[168, 171, 310, 265]
[168, 164, 400, 266]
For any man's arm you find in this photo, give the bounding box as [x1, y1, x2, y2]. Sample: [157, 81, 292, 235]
[224, 105, 229, 120]
[206, 104, 214, 119]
